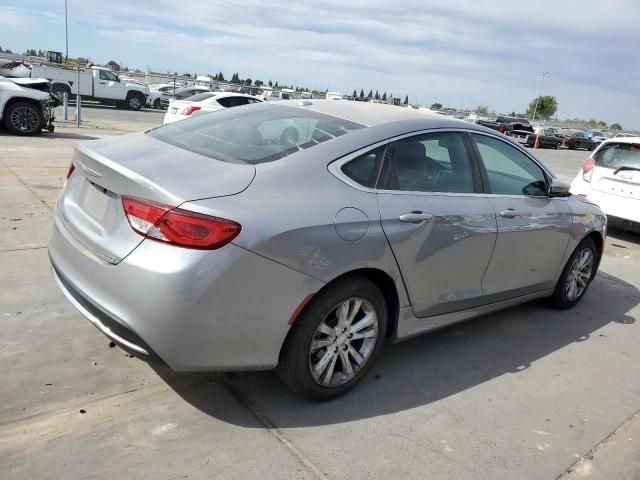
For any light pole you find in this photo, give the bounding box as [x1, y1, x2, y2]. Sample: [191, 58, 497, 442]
[64, 0, 69, 60]
[531, 72, 549, 122]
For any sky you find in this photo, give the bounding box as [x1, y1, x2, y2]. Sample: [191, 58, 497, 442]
[2, 0, 639, 128]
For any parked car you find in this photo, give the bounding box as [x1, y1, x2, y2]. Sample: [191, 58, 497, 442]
[570, 137, 640, 232]
[49, 101, 606, 399]
[523, 126, 563, 149]
[563, 131, 597, 150]
[163, 92, 262, 124]
[260, 90, 293, 101]
[587, 129, 608, 145]
[147, 84, 180, 109]
[476, 116, 535, 143]
[0, 75, 56, 135]
[31, 64, 149, 110]
[160, 86, 211, 108]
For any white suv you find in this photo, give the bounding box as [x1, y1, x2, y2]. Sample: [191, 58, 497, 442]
[0, 76, 55, 135]
[570, 137, 640, 232]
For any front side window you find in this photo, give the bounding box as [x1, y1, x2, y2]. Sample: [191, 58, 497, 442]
[99, 70, 118, 81]
[471, 134, 547, 196]
[380, 132, 476, 193]
[341, 146, 386, 188]
[148, 103, 364, 164]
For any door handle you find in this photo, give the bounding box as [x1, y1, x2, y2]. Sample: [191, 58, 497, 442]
[399, 211, 433, 223]
[499, 209, 520, 219]
[99, 82, 106, 84]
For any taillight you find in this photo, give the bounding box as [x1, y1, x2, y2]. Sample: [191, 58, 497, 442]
[582, 158, 595, 182]
[182, 106, 201, 116]
[498, 124, 505, 133]
[66, 161, 75, 179]
[121, 196, 241, 249]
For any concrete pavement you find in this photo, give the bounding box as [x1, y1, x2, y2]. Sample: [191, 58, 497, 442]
[1, 124, 639, 479]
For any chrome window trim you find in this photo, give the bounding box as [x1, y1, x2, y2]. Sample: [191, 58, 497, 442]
[329, 127, 555, 197]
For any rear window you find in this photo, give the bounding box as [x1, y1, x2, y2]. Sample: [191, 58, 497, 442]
[187, 92, 216, 102]
[595, 143, 640, 170]
[148, 103, 364, 164]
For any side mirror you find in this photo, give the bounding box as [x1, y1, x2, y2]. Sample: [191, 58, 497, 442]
[548, 178, 570, 197]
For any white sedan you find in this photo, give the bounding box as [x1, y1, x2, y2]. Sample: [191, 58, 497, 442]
[570, 137, 640, 232]
[163, 92, 261, 124]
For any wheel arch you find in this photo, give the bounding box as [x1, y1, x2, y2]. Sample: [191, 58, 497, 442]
[585, 230, 604, 267]
[307, 268, 401, 339]
[3, 96, 44, 116]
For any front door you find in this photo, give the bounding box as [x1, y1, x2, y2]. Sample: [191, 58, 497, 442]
[377, 131, 497, 317]
[469, 133, 572, 300]
[94, 69, 125, 100]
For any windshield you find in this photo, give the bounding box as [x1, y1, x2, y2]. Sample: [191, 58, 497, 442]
[595, 142, 640, 170]
[148, 103, 364, 164]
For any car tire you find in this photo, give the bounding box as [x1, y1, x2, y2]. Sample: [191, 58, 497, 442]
[126, 94, 144, 111]
[153, 98, 161, 109]
[3, 102, 44, 136]
[277, 276, 387, 400]
[555, 143, 561, 149]
[549, 237, 598, 309]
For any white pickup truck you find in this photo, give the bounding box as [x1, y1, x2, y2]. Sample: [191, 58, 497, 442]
[30, 64, 149, 110]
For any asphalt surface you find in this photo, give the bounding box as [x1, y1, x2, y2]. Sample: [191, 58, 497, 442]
[1, 117, 639, 479]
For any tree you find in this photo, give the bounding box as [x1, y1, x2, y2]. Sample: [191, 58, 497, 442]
[610, 123, 622, 130]
[352, 89, 357, 98]
[374, 90, 380, 100]
[526, 95, 558, 120]
[244, 78, 252, 86]
[474, 104, 489, 116]
[217, 71, 225, 81]
[254, 80, 263, 87]
[268, 80, 273, 87]
[274, 81, 279, 88]
[382, 92, 387, 101]
[403, 95, 409, 105]
[359, 88, 365, 98]
[430, 102, 442, 110]
[367, 89, 373, 98]
[106, 60, 120, 71]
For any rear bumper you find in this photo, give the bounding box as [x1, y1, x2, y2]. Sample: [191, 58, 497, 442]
[570, 180, 640, 226]
[49, 218, 323, 371]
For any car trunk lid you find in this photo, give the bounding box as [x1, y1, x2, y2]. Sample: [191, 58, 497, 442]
[57, 133, 255, 264]
[592, 166, 640, 199]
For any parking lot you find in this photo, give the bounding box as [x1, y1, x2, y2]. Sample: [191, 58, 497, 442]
[1, 113, 639, 479]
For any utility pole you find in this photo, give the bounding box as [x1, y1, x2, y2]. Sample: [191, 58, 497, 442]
[531, 72, 549, 122]
[64, 0, 69, 60]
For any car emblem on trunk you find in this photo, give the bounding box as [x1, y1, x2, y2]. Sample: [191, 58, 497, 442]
[619, 173, 633, 180]
[77, 160, 103, 178]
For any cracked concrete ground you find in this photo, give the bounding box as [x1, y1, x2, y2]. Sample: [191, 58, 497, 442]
[1, 115, 639, 479]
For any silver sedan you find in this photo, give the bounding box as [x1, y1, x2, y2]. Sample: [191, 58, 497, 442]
[49, 100, 606, 399]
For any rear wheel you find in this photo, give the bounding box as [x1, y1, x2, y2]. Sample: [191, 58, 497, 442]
[550, 237, 598, 309]
[277, 276, 387, 400]
[4, 102, 44, 136]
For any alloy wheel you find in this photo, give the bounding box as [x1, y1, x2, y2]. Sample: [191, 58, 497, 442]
[10, 105, 40, 133]
[566, 248, 594, 301]
[308, 297, 378, 387]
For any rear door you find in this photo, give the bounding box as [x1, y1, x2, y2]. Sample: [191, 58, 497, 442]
[469, 133, 572, 299]
[377, 131, 497, 317]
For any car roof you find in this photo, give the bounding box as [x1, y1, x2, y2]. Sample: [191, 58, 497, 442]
[600, 136, 640, 145]
[274, 99, 462, 128]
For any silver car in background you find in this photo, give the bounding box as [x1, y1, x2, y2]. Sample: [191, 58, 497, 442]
[49, 101, 606, 399]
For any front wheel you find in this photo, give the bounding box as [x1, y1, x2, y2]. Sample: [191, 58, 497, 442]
[4, 102, 44, 136]
[277, 276, 387, 400]
[550, 237, 598, 309]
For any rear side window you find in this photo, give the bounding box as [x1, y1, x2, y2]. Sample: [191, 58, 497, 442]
[595, 143, 640, 170]
[148, 104, 364, 164]
[217, 96, 250, 108]
[341, 146, 386, 188]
